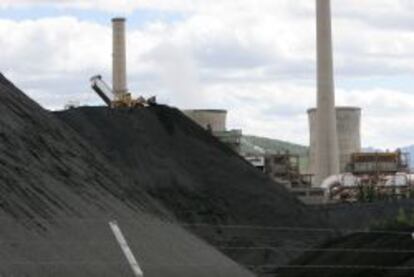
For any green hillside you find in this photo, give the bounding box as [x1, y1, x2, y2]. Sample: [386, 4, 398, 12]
[241, 135, 310, 172]
[242, 135, 309, 155]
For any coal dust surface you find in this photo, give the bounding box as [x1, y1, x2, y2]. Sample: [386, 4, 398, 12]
[0, 73, 254, 277]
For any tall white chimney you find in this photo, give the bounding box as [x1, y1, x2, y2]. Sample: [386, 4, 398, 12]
[112, 17, 128, 98]
[314, 0, 340, 185]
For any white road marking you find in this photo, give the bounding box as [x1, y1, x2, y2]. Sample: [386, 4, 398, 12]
[109, 220, 144, 277]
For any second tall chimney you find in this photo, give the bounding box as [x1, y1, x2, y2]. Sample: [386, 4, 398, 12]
[314, 0, 340, 185]
[112, 17, 128, 97]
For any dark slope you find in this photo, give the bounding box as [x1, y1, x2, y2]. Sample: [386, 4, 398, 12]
[55, 106, 317, 226]
[277, 230, 414, 277]
[0, 73, 254, 277]
[316, 200, 414, 230]
[55, 105, 329, 273]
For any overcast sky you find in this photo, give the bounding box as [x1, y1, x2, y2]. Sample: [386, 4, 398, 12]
[1, 0, 414, 149]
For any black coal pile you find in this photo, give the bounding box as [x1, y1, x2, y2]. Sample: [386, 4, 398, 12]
[55, 105, 315, 225]
[55, 104, 329, 274]
[0, 73, 254, 277]
[277, 230, 414, 277]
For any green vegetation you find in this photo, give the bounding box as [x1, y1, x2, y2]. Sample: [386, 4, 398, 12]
[374, 208, 414, 231]
[356, 184, 414, 203]
[242, 135, 308, 155]
[357, 184, 377, 203]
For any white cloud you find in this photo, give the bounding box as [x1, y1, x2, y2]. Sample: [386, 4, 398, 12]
[0, 0, 208, 13]
[2, 1, 414, 148]
[0, 17, 111, 74]
[336, 88, 414, 148]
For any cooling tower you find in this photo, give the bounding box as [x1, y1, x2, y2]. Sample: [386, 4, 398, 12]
[183, 110, 227, 132]
[308, 107, 362, 175]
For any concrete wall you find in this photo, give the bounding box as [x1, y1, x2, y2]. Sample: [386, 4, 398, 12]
[308, 107, 361, 177]
[183, 110, 227, 132]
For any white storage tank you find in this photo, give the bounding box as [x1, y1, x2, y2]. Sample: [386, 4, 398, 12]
[308, 107, 361, 176]
[183, 110, 227, 132]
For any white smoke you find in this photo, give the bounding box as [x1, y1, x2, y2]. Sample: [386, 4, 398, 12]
[144, 41, 205, 109]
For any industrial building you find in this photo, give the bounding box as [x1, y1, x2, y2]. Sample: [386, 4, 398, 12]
[183, 109, 326, 204]
[306, 0, 413, 204]
[321, 151, 412, 202]
[350, 151, 409, 175]
[183, 109, 242, 153]
[308, 107, 362, 175]
[90, 18, 156, 108]
[84, 6, 413, 207]
[265, 153, 311, 188]
[183, 1, 414, 205]
[183, 109, 227, 132]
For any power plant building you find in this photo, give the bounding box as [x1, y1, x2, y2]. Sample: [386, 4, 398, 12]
[183, 110, 242, 152]
[308, 107, 362, 175]
[183, 110, 227, 132]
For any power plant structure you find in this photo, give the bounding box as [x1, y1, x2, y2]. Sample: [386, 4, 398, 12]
[183, 109, 242, 153]
[112, 18, 128, 98]
[183, 110, 324, 203]
[90, 18, 156, 108]
[180, 1, 413, 204]
[308, 107, 362, 175]
[183, 110, 228, 132]
[82, 11, 412, 205]
[307, 1, 412, 203]
[305, 1, 412, 203]
[313, 0, 341, 186]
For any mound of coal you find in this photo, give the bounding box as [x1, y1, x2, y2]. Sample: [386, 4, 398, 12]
[277, 230, 414, 277]
[55, 105, 315, 225]
[55, 104, 329, 273]
[316, 200, 414, 230]
[0, 73, 254, 277]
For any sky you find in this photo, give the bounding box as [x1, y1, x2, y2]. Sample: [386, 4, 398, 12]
[1, 0, 414, 149]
